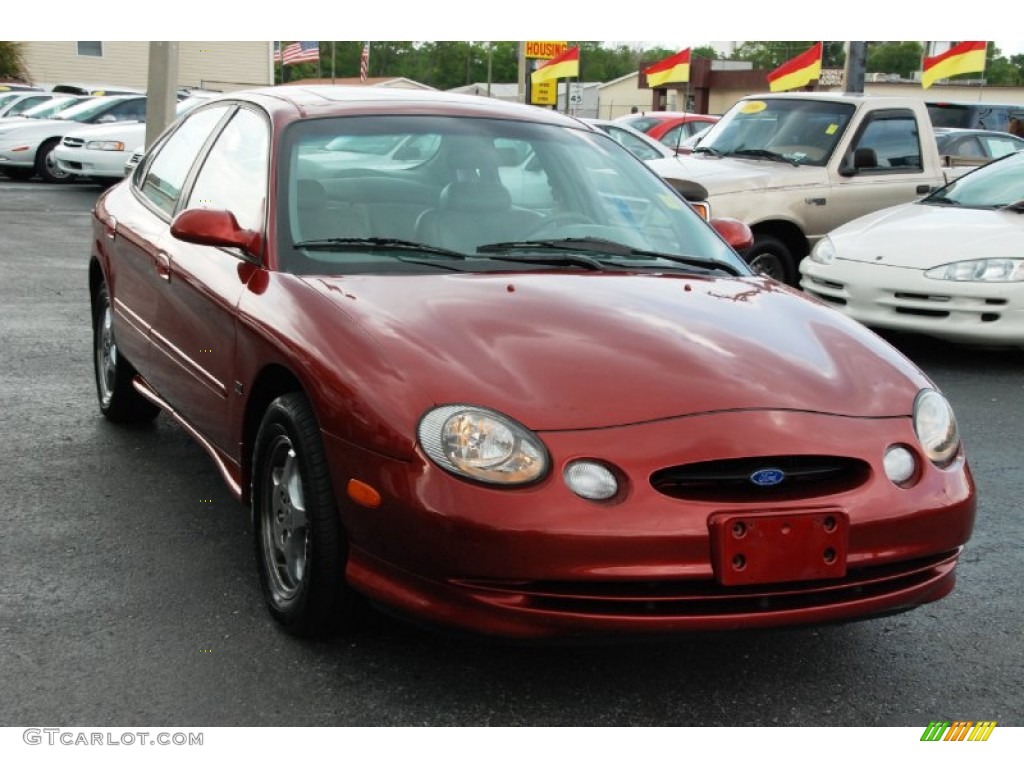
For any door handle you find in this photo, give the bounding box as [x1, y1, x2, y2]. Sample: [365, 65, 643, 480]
[155, 251, 171, 282]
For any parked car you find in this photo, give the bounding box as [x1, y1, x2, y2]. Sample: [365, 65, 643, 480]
[615, 111, 719, 150]
[800, 150, 1024, 345]
[0, 94, 146, 182]
[933, 127, 1024, 162]
[91, 85, 974, 640]
[0, 93, 85, 122]
[54, 95, 212, 184]
[583, 117, 679, 162]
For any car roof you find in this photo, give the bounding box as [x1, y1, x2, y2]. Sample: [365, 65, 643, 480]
[211, 85, 593, 130]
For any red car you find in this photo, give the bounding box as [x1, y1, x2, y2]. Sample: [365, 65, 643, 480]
[91, 86, 975, 640]
[615, 111, 719, 150]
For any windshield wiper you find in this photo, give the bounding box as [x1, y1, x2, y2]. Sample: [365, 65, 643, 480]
[293, 237, 467, 259]
[726, 148, 800, 166]
[478, 238, 743, 276]
[925, 197, 961, 206]
[693, 145, 722, 156]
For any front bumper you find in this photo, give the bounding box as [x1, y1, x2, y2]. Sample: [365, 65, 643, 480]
[323, 409, 976, 639]
[53, 146, 128, 178]
[801, 259, 1024, 344]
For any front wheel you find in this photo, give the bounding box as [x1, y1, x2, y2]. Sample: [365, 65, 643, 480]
[252, 392, 352, 638]
[93, 282, 160, 423]
[35, 138, 74, 184]
[744, 234, 797, 286]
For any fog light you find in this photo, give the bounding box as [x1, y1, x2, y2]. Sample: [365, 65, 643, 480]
[884, 445, 916, 486]
[564, 461, 618, 500]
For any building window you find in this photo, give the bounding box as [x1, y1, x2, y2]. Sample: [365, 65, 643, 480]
[77, 42, 103, 57]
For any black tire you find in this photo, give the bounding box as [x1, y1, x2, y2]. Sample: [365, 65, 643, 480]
[35, 137, 74, 184]
[252, 392, 352, 638]
[93, 282, 160, 423]
[744, 234, 797, 286]
[1, 166, 34, 181]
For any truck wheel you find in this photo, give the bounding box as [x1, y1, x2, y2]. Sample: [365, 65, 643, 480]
[745, 235, 796, 285]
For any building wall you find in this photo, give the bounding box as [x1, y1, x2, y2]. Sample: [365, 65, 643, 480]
[599, 75, 665, 119]
[20, 41, 272, 92]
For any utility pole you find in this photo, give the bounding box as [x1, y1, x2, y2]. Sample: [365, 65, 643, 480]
[145, 42, 179, 151]
[844, 41, 867, 93]
[517, 42, 526, 104]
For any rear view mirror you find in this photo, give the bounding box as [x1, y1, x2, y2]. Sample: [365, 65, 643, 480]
[170, 208, 262, 258]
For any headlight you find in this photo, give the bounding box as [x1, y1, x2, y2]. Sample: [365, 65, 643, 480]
[809, 236, 836, 265]
[913, 389, 959, 466]
[85, 140, 126, 151]
[418, 405, 548, 485]
[925, 259, 1024, 282]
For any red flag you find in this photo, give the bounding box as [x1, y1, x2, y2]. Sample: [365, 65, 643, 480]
[532, 46, 580, 83]
[766, 42, 823, 92]
[922, 41, 986, 89]
[644, 49, 691, 87]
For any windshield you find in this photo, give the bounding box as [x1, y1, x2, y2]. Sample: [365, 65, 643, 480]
[278, 115, 747, 277]
[51, 96, 133, 122]
[696, 98, 856, 166]
[14, 96, 83, 119]
[925, 151, 1024, 207]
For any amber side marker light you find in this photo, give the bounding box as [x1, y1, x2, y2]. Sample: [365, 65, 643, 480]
[347, 479, 382, 508]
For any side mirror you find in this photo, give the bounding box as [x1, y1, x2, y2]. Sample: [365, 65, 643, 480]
[710, 217, 754, 251]
[170, 208, 262, 258]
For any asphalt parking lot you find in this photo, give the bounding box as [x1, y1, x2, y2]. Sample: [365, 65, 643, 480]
[1, 178, 1022, 727]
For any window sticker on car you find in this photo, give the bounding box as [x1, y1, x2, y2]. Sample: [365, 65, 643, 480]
[740, 101, 767, 114]
[826, 124, 839, 135]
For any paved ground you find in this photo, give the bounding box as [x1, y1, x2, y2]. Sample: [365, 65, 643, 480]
[1, 179, 1021, 727]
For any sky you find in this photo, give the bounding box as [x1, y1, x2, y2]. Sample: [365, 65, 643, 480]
[18, 3, 1023, 53]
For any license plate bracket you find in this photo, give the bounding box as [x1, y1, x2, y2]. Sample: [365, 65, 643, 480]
[709, 509, 849, 586]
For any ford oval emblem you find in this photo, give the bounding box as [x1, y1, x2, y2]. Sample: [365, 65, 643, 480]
[750, 468, 785, 487]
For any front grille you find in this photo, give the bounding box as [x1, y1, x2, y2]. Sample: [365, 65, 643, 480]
[62, 137, 85, 148]
[458, 551, 958, 618]
[651, 455, 870, 502]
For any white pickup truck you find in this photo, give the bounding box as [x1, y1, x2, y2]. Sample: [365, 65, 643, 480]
[647, 92, 982, 284]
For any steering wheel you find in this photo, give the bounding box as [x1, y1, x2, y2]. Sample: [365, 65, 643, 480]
[525, 212, 596, 239]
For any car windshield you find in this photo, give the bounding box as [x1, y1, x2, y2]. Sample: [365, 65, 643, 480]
[695, 98, 856, 166]
[278, 115, 747, 277]
[16, 96, 84, 119]
[925, 151, 1024, 208]
[51, 96, 130, 122]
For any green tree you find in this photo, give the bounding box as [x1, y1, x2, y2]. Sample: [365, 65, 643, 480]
[0, 41, 27, 81]
[866, 41, 923, 78]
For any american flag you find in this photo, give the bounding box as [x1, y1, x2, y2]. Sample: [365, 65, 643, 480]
[360, 42, 370, 82]
[282, 41, 319, 66]
[273, 41, 282, 63]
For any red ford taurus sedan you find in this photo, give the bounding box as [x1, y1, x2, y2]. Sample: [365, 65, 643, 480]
[90, 86, 975, 640]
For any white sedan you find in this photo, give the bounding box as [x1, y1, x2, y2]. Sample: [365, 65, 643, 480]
[53, 95, 211, 183]
[800, 150, 1024, 345]
[0, 94, 146, 182]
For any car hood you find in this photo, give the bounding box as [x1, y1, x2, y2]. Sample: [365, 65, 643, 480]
[830, 202, 1024, 268]
[303, 272, 928, 431]
[646, 153, 825, 197]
